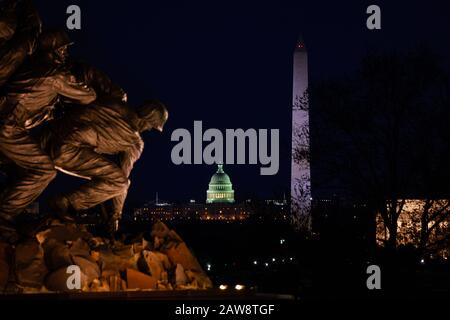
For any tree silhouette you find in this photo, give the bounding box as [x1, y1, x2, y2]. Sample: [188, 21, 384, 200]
[307, 48, 450, 251]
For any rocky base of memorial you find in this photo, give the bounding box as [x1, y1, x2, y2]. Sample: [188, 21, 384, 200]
[0, 219, 212, 294]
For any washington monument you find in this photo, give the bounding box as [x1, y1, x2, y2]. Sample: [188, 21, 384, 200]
[291, 37, 311, 231]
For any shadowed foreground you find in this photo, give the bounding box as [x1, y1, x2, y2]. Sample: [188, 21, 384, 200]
[0, 219, 212, 294]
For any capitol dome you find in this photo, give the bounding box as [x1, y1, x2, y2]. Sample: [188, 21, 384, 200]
[206, 164, 235, 203]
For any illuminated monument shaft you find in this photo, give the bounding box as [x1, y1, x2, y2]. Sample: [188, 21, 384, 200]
[291, 39, 311, 230]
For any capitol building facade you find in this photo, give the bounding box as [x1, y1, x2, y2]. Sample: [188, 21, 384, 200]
[133, 164, 288, 223]
[134, 164, 247, 222]
[206, 164, 235, 204]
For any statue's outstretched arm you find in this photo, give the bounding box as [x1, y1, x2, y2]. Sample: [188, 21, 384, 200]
[118, 138, 144, 178]
[72, 61, 127, 103]
[52, 73, 97, 105]
[110, 138, 144, 223]
[0, 0, 42, 86]
[0, 0, 17, 42]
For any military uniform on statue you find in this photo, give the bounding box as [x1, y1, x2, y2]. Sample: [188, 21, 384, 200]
[0, 28, 96, 243]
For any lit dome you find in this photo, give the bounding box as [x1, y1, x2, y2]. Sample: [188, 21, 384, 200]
[209, 166, 232, 185]
[206, 164, 235, 203]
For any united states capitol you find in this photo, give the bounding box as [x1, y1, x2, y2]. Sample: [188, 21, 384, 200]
[133, 164, 288, 223]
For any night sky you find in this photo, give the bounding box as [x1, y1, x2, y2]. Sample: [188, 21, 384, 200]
[34, 0, 450, 205]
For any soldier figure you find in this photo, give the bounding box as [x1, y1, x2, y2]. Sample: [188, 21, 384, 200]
[44, 100, 168, 234]
[69, 60, 127, 104]
[0, 0, 42, 87]
[0, 29, 96, 243]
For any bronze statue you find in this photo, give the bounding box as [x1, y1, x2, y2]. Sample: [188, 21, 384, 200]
[0, 29, 96, 243]
[0, 2, 167, 243]
[0, 0, 42, 87]
[69, 60, 127, 104]
[43, 100, 168, 234]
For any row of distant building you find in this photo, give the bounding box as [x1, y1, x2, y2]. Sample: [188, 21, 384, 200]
[133, 164, 288, 222]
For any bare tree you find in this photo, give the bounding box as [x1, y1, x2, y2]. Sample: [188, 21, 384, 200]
[308, 48, 450, 250]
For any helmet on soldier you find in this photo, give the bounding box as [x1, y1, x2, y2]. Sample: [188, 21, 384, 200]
[38, 29, 73, 64]
[38, 29, 73, 51]
[136, 100, 168, 132]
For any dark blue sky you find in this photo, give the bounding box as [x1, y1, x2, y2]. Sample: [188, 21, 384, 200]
[35, 0, 450, 204]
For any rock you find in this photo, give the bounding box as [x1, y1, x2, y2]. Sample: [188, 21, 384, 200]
[88, 237, 106, 249]
[101, 270, 125, 292]
[113, 244, 134, 259]
[15, 239, 43, 267]
[163, 242, 203, 272]
[128, 253, 141, 270]
[138, 250, 171, 280]
[101, 270, 124, 292]
[15, 239, 48, 288]
[90, 278, 110, 292]
[101, 269, 118, 278]
[16, 259, 48, 288]
[126, 268, 157, 290]
[0, 260, 9, 291]
[168, 230, 183, 243]
[0, 242, 11, 291]
[35, 229, 52, 245]
[0, 241, 11, 261]
[142, 238, 151, 250]
[70, 238, 91, 259]
[98, 247, 139, 273]
[185, 270, 213, 289]
[49, 219, 65, 226]
[45, 267, 88, 292]
[21, 286, 48, 294]
[175, 263, 188, 286]
[132, 242, 143, 255]
[90, 251, 100, 262]
[72, 256, 100, 285]
[157, 282, 173, 290]
[44, 240, 74, 270]
[38, 223, 92, 243]
[161, 231, 183, 250]
[150, 222, 183, 250]
[114, 240, 132, 250]
[1, 219, 209, 293]
[153, 236, 163, 250]
[98, 249, 121, 272]
[151, 220, 170, 239]
[148, 221, 212, 290]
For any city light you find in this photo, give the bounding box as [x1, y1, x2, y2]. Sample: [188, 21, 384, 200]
[132, 165, 288, 222]
[264, 263, 269, 267]
[207, 263, 211, 271]
[253, 260, 258, 265]
[235, 284, 245, 291]
[280, 239, 285, 244]
[272, 258, 276, 262]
